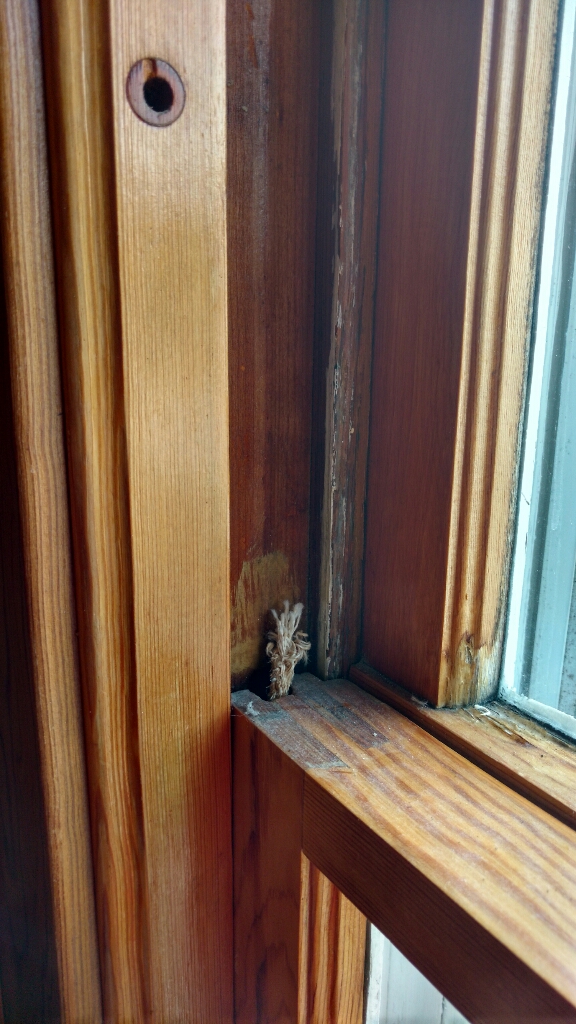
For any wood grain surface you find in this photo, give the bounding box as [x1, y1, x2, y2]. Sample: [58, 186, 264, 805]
[109, 1, 233, 1019]
[234, 675, 576, 1024]
[0, 265, 59, 1022]
[311, 0, 385, 681]
[439, 0, 559, 706]
[299, 858, 366, 1024]
[352, 659, 576, 831]
[227, 0, 320, 687]
[233, 696, 306, 1024]
[362, 0, 559, 706]
[362, 0, 484, 702]
[40, 1, 148, 1018]
[233, 690, 363, 1024]
[0, 0, 102, 1019]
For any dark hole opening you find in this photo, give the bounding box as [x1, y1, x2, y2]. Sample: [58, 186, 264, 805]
[143, 75, 174, 113]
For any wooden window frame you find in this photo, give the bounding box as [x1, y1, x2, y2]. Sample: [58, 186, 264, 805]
[2, 0, 576, 1021]
[233, 0, 576, 1022]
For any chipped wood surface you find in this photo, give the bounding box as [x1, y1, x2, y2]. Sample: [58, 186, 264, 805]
[312, 0, 385, 681]
[227, 0, 321, 687]
[352, 659, 576, 831]
[234, 674, 576, 1023]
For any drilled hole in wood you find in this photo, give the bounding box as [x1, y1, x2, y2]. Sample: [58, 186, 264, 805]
[126, 58, 185, 127]
[143, 75, 174, 113]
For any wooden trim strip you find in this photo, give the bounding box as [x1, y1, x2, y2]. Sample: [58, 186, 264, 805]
[233, 675, 576, 1024]
[108, 1, 233, 1018]
[40, 1, 148, 1017]
[440, 0, 560, 706]
[0, 0, 102, 1018]
[351, 660, 576, 831]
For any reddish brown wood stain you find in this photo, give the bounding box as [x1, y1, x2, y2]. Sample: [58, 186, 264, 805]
[227, 0, 321, 687]
[363, 0, 484, 701]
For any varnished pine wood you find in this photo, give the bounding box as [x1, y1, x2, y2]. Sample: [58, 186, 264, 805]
[227, 0, 320, 686]
[0, 1, 102, 1018]
[299, 859, 365, 1024]
[311, 0, 385, 681]
[352, 659, 576, 831]
[235, 676, 576, 1023]
[0, 268, 59, 1021]
[108, 1, 233, 1018]
[40, 2, 148, 1018]
[363, 0, 558, 705]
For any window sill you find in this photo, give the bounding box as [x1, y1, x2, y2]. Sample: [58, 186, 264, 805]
[351, 661, 576, 832]
[232, 674, 576, 1024]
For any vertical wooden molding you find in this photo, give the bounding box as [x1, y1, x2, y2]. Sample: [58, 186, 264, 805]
[109, 1, 233, 1019]
[440, 0, 560, 705]
[0, 266, 59, 1022]
[299, 859, 366, 1024]
[0, 0, 102, 1019]
[313, 0, 386, 681]
[40, 0, 149, 1018]
[362, 0, 559, 706]
[227, 0, 321, 688]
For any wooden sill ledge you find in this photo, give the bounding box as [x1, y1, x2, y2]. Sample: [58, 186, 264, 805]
[232, 674, 576, 1024]
[351, 661, 576, 831]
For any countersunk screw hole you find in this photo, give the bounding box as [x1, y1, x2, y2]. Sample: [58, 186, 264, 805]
[143, 76, 174, 113]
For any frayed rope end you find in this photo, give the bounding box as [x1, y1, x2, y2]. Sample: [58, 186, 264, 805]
[266, 601, 311, 699]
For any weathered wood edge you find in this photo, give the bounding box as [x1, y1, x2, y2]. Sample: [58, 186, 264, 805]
[311, 0, 386, 681]
[351, 660, 576, 831]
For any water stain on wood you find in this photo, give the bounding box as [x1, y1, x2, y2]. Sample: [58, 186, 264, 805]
[231, 551, 299, 684]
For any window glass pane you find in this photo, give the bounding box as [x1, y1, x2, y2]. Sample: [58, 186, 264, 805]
[501, 0, 576, 736]
[365, 928, 470, 1024]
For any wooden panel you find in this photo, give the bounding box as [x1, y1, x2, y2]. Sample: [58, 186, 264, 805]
[362, 0, 484, 701]
[363, 0, 559, 705]
[0, 266, 59, 1021]
[299, 858, 366, 1024]
[40, 1, 147, 1018]
[351, 659, 576, 831]
[235, 676, 576, 1023]
[108, 2, 233, 1019]
[232, 697, 306, 1024]
[311, 0, 385, 680]
[0, 1, 102, 1019]
[227, 0, 320, 687]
